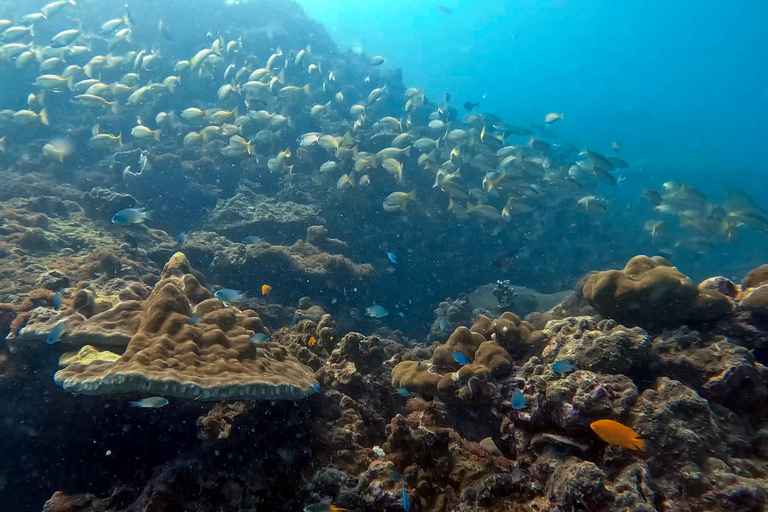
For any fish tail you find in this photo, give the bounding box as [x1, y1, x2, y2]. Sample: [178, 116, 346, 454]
[39, 108, 49, 125]
[154, 129, 161, 141]
[116, 133, 123, 147]
[634, 438, 645, 450]
[143, 210, 154, 221]
[128, 401, 141, 407]
[403, 145, 411, 157]
[111, 101, 119, 114]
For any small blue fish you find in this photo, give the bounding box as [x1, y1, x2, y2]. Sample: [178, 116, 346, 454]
[417, 359, 421, 367]
[111, 207, 153, 225]
[243, 235, 263, 244]
[365, 304, 389, 318]
[251, 332, 269, 343]
[552, 360, 577, 376]
[439, 317, 447, 332]
[511, 388, 528, 410]
[396, 387, 410, 396]
[387, 251, 397, 264]
[188, 315, 200, 325]
[129, 397, 169, 408]
[52, 290, 62, 311]
[311, 382, 321, 393]
[177, 231, 188, 245]
[214, 289, 247, 302]
[46, 320, 68, 345]
[397, 312, 405, 318]
[453, 352, 470, 365]
[331, 298, 338, 304]
[402, 486, 410, 512]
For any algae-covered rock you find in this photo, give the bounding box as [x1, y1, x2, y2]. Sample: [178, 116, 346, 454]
[654, 327, 768, 419]
[542, 316, 655, 378]
[205, 187, 323, 245]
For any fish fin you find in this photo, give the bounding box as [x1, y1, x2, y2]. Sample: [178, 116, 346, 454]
[403, 145, 411, 157]
[117, 133, 123, 147]
[154, 129, 161, 141]
[39, 108, 49, 126]
[633, 438, 645, 451]
[111, 101, 119, 114]
[128, 401, 141, 407]
[143, 210, 154, 221]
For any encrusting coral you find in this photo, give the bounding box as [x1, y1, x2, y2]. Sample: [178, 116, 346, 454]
[54, 252, 319, 400]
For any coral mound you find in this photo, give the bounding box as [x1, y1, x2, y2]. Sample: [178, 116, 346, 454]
[391, 326, 513, 396]
[582, 255, 732, 328]
[54, 253, 318, 401]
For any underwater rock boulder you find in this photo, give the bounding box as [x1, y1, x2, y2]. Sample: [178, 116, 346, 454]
[541, 316, 655, 378]
[54, 252, 318, 400]
[305, 225, 347, 254]
[0, 198, 161, 301]
[80, 187, 136, 222]
[380, 398, 530, 511]
[427, 294, 474, 343]
[122, 151, 218, 229]
[631, 377, 735, 461]
[545, 458, 610, 510]
[582, 255, 732, 329]
[516, 365, 639, 433]
[180, 229, 374, 303]
[204, 187, 323, 245]
[653, 327, 768, 419]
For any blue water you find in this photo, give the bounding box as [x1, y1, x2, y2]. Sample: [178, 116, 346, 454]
[298, 0, 768, 191]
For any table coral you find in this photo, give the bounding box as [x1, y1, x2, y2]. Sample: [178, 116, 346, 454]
[54, 253, 318, 400]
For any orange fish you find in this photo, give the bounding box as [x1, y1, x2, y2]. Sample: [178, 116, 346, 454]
[261, 284, 272, 295]
[590, 419, 644, 450]
[308, 336, 317, 347]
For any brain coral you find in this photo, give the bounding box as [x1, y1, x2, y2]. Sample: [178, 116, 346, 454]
[582, 255, 732, 328]
[54, 252, 318, 400]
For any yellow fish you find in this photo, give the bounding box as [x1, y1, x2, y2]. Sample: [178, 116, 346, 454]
[590, 419, 644, 450]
